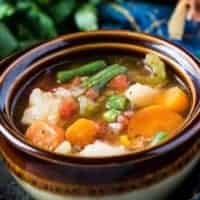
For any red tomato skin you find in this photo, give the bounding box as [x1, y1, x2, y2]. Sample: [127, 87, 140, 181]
[117, 115, 129, 129]
[59, 97, 78, 120]
[61, 76, 81, 89]
[85, 88, 99, 100]
[96, 121, 110, 135]
[109, 75, 128, 91]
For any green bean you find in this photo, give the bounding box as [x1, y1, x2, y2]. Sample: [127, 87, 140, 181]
[82, 64, 128, 89]
[57, 60, 106, 83]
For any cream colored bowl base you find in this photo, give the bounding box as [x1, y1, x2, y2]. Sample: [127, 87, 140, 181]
[13, 153, 199, 200]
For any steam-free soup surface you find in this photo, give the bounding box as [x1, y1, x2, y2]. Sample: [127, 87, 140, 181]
[14, 53, 190, 157]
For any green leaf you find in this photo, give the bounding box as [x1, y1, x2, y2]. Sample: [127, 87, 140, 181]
[89, 0, 102, 5]
[0, 3, 15, 20]
[16, 1, 57, 39]
[75, 3, 98, 31]
[16, 23, 35, 40]
[36, 0, 51, 5]
[19, 39, 39, 50]
[0, 22, 18, 58]
[49, 0, 76, 24]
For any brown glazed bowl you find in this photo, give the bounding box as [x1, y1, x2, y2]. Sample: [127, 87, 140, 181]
[0, 31, 200, 200]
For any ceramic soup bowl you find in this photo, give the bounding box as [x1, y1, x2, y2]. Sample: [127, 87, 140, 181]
[0, 31, 200, 200]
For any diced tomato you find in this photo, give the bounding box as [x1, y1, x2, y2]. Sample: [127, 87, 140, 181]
[59, 97, 79, 120]
[85, 88, 99, 100]
[124, 111, 134, 119]
[117, 115, 129, 129]
[96, 121, 111, 135]
[25, 121, 65, 151]
[109, 75, 128, 91]
[61, 76, 81, 89]
[71, 76, 81, 87]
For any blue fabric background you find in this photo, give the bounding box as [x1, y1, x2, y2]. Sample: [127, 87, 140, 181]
[99, 2, 200, 199]
[99, 1, 200, 59]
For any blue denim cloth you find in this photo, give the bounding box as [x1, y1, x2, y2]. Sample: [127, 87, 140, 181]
[99, 1, 200, 59]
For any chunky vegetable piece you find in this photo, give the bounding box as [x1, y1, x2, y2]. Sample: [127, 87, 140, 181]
[106, 95, 128, 110]
[78, 96, 99, 116]
[55, 141, 72, 155]
[117, 115, 129, 129]
[109, 75, 128, 91]
[85, 88, 99, 100]
[25, 121, 65, 151]
[125, 83, 160, 107]
[66, 118, 98, 147]
[59, 97, 78, 120]
[156, 86, 189, 113]
[120, 135, 131, 148]
[128, 105, 184, 139]
[136, 53, 167, 85]
[79, 140, 127, 157]
[57, 60, 106, 83]
[103, 109, 120, 123]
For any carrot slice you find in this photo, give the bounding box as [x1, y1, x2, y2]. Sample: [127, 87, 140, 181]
[156, 87, 189, 113]
[25, 121, 65, 151]
[128, 105, 184, 139]
[66, 118, 98, 147]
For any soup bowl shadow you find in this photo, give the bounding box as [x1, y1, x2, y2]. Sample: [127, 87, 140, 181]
[0, 31, 200, 200]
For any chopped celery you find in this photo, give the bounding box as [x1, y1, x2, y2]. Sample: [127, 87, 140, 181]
[136, 53, 167, 86]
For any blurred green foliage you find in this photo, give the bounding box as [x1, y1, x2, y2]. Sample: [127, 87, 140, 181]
[0, 0, 121, 58]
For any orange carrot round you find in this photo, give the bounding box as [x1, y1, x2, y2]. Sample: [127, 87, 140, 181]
[128, 105, 184, 139]
[66, 118, 98, 147]
[156, 87, 189, 113]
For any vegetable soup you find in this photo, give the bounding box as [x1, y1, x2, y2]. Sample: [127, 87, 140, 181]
[13, 53, 190, 157]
